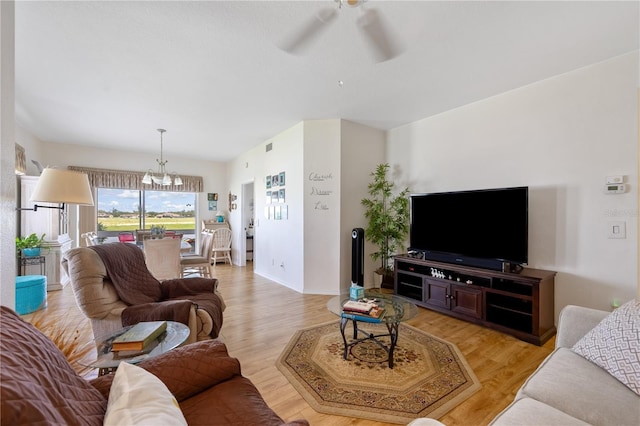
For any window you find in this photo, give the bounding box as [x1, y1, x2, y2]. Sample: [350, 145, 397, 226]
[97, 188, 196, 233]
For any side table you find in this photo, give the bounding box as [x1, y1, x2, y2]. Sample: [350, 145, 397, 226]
[19, 255, 46, 276]
[83, 321, 190, 376]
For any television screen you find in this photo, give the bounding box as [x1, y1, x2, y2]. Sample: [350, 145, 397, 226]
[410, 186, 528, 268]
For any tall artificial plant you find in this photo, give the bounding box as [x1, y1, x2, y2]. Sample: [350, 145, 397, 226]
[361, 164, 410, 283]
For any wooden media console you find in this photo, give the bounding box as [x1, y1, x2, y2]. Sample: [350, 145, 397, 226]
[394, 255, 556, 345]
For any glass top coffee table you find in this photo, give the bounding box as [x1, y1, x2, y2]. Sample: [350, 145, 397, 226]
[83, 321, 190, 376]
[327, 291, 418, 368]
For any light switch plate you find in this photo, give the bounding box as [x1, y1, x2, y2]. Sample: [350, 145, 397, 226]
[606, 175, 624, 184]
[607, 221, 626, 239]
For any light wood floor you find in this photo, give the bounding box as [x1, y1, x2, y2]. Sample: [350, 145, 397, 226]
[24, 264, 555, 426]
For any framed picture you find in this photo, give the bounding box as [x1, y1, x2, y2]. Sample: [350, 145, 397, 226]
[208, 200, 217, 211]
[266, 175, 271, 189]
[207, 193, 214, 201]
[281, 204, 288, 220]
[278, 188, 285, 203]
[271, 191, 279, 204]
[272, 174, 279, 187]
[264, 206, 270, 219]
[269, 205, 275, 219]
[274, 205, 281, 220]
[279, 171, 285, 186]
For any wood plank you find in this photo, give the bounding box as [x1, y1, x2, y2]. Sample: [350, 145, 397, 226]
[23, 264, 554, 425]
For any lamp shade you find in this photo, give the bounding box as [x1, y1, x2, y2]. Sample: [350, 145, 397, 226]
[30, 168, 94, 206]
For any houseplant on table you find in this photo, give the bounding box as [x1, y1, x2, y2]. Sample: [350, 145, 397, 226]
[16, 233, 46, 257]
[361, 164, 410, 289]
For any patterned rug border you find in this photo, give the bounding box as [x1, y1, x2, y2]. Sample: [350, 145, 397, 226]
[276, 320, 481, 424]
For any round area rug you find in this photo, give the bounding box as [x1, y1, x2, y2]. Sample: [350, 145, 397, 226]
[276, 320, 481, 424]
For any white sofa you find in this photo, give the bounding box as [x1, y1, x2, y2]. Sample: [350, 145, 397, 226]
[410, 302, 640, 426]
[490, 302, 639, 426]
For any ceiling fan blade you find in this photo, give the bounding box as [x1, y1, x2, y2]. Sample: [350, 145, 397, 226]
[280, 8, 338, 55]
[356, 8, 403, 63]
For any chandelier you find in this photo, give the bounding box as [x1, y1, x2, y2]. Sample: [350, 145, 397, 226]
[142, 129, 183, 186]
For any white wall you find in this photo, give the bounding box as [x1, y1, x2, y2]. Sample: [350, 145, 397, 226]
[340, 120, 385, 292]
[0, 0, 16, 309]
[388, 52, 639, 315]
[227, 119, 385, 295]
[228, 123, 305, 291]
[303, 120, 342, 294]
[15, 124, 43, 175]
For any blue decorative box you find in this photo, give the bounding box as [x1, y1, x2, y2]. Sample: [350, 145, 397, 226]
[15, 275, 47, 315]
[349, 285, 364, 301]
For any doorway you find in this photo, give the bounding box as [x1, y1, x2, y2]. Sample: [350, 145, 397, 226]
[241, 181, 255, 267]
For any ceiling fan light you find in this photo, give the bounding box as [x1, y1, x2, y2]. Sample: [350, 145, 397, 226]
[162, 174, 172, 186]
[142, 171, 153, 185]
[173, 175, 183, 186]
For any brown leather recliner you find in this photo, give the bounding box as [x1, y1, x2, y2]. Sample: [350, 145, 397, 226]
[62, 245, 226, 343]
[0, 306, 308, 426]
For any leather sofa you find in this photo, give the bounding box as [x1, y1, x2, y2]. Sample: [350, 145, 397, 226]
[0, 306, 307, 425]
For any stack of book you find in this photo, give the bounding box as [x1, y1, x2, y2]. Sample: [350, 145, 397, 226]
[110, 320, 167, 358]
[341, 300, 385, 323]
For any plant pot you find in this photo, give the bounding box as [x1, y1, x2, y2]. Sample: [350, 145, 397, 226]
[381, 273, 395, 290]
[22, 248, 41, 257]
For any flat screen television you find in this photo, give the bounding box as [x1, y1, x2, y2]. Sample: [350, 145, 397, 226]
[409, 186, 528, 271]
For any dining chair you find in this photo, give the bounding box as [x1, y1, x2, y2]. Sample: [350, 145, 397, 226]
[143, 238, 181, 280]
[136, 229, 152, 242]
[118, 231, 135, 243]
[211, 228, 232, 265]
[180, 231, 214, 278]
[81, 232, 98, 246]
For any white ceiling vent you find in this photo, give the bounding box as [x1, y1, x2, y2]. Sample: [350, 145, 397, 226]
[266, 142, 273, 152]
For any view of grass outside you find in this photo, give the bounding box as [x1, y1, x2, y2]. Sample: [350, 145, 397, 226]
[98, 217, 195, 232]
[97, 188, 196, 232]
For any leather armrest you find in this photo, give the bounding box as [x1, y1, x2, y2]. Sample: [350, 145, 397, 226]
[161, 277, 218, 298]
[121, 299, 193, 326]
[89, 373, 115, 400]
[90, 340, 240, 402]
[141, 340, 240, 401]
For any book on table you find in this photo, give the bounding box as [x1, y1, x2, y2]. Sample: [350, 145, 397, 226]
[111, 320, 168, 352]
[342, 300, 377, 314]
[342, 301, 386, 322]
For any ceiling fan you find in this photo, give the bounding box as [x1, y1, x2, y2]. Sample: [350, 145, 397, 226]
[279, 0, 403, 63]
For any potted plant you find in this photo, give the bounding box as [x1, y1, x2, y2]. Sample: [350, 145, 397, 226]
[361, 164, 410, 289]
[16, 233, 46, 257]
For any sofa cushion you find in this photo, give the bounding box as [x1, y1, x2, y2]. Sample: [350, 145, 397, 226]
[517, 347, 640, 426]
[104, 362, 187, 426]
[0, 306, 106, 425]
[490, 398, 590, 426]
[572, 299, 640, 395]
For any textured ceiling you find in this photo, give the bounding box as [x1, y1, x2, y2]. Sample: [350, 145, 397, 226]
[14, 1, 639, 162]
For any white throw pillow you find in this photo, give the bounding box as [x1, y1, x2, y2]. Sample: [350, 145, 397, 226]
[104, 362, 187, 426]
[572, 299, 640, 396]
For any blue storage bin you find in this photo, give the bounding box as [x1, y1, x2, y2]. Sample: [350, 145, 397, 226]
[15, 275, 47, 315]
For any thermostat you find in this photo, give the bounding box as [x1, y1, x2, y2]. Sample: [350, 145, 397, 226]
[604, 183, 626, 194]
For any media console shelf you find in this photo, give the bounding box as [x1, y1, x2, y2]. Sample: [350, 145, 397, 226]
[394, 255, 556, 345]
